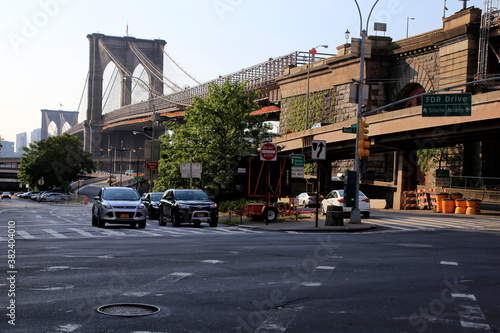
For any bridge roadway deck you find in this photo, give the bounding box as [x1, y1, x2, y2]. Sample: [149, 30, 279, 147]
[274, 90, 500, 160]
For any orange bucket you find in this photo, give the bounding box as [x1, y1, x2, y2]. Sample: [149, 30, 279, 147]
[435, 193, 450, 213]
[442, 198, 455, 213]
[449, 193, 463, 200]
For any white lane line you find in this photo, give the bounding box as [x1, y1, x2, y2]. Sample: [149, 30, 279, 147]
[315, 266, 336, 271]
[67, 228, 95, 237]
[43, 229, 67, 239]
[440, 261, 459, 266]
[17, 230, 36, 239]
[95, 229, 127, 236]
[452, 294, 477, 301]
[202, 260, 223, 264]
[154, 228, 186, 235]
[135, 230, 163, 237]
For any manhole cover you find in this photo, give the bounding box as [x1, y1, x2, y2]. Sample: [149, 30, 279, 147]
[97, 303, 160, 317]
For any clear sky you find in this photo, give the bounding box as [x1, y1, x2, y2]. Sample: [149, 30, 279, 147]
[0, 0, 484, 144]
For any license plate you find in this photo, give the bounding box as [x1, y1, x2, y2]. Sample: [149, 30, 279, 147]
[195, 213, 206, 217]
[120, 214, 129, 218]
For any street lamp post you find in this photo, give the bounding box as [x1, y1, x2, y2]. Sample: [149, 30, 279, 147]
[305, 44, 328, 129]
[351, 0, 379, 224]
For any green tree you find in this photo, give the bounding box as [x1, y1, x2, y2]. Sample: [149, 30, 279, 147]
[156, 79, 272, 191]
[18, 134, 95, 191]
[417, 148, 442, 174]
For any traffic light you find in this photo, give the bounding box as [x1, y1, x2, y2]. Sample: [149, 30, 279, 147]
[143, 126, 153, 132]
[357, 119, 370, 159]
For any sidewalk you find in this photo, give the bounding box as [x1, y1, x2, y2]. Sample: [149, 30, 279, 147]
[223, 214, 377, 232]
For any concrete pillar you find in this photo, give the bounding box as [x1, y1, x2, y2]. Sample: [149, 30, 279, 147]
[463, 142, 481, 177]
[393, 149, 418, 210]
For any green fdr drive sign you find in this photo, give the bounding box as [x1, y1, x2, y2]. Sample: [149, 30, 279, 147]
[422, 93, 472, 117]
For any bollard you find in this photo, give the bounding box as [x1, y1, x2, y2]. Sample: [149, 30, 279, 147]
[325, 205, 343, 226]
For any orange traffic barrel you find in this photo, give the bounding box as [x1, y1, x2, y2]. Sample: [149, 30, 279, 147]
[442, 198, 455, 214]
[435, 193, 450, 213]
[466, 199, 481, 215]
[454, 199, 467, 214]
[449, 192, 463, 200]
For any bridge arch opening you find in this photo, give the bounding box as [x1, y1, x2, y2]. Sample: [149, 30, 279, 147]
[131, 64, 149, 104]
[102, 62, 121, 114]
[61, 121, 71, 134]
[394, 83, 425, 110]
[47, 121, 58, 137]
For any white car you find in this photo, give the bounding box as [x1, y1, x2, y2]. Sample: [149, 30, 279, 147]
[296, 192, 323, 208]
[321, 189, 371, 218]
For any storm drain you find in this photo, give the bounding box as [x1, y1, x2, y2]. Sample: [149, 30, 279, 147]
[97, 303, 160, 317]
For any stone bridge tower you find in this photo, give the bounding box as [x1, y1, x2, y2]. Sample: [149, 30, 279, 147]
[84, 33, 166, 157]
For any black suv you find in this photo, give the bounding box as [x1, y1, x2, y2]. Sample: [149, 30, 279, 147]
[143, 192, 163, 220]
[158, 189, 218, 227]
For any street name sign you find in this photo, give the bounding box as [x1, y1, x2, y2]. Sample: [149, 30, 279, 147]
[435, 169, 450, 187]
[342, 124, 357, 134]
[422, 93, 472, 117]
[290, 154, 305, 178]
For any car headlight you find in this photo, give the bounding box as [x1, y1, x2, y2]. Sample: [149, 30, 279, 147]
[138, 204, 145, 209]
[102, 203, 112, 209]
[210, 203, 217, 209]
[178, 204, 189, 209]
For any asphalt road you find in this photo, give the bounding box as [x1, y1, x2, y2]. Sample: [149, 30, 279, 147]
[1, 198, 499, 332]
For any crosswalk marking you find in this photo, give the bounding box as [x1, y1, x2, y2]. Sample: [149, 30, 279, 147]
[17, 230, 36, 239]
[372, 215, 500, 232]
[0, 224, 265, 241]
[43, 229, 67, 239]
[67, 228, 94, 237]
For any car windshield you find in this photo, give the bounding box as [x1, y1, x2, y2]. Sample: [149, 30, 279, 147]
[103, 188, 140, 201]
[150, 193, 163, 201]
[175, 190, 209, 201]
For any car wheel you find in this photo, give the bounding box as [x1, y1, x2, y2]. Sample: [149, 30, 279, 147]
[264, 207, 278, 222]
[171, 210, 180, 227]
[159, 211, 167, 226]
[92, 212, 98, 227]
[97, 213, 105, 228]
[362, 212, 370, 219]
[138, 221, 146, 229]
[130, 223, 137, 228]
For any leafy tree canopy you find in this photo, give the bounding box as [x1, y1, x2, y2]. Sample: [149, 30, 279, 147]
[18, 134, 95, 191]
[155, 79, 273, 191]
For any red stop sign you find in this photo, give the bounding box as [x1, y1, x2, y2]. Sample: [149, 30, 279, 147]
[260, 143, 277, 161]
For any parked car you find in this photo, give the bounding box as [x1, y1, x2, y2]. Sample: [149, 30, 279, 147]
[296, 192, 323, 208]
[30, 191, 42, 200]
[40, 192, 68, 202]
[143, 192, 163, 220]
[92, 187, 147, 228]
[158, 189, 218, 227]
[125, 170, 137, 176]
[321, 189, 371, 218]
[19, 191, 39, 199]
[1, 192, 11, 199]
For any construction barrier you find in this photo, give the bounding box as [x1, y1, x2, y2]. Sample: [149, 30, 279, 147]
[454, 199, 467, 214]
[435, 193, 450, 213]
[442, 198, 455, 213]
[466, 199, 481, 215]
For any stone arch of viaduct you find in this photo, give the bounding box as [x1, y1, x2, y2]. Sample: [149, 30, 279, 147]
[41, 109, 79, 140]
[84, 33, 166, 156]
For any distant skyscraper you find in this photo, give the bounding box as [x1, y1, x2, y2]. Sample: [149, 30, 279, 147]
[30, 128, 41, 144]
[16, 132, 27, 155]
[0, 140, 15, 157]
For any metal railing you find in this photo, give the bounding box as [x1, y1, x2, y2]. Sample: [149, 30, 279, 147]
[449, 176, 500, 190]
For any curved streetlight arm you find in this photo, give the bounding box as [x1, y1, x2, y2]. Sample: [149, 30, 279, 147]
[353, 0, 380, 34]
[133, 131, 153, 140]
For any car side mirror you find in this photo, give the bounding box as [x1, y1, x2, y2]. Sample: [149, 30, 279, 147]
[166, 196, 173, 201]
[94, 196, 100, 201]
